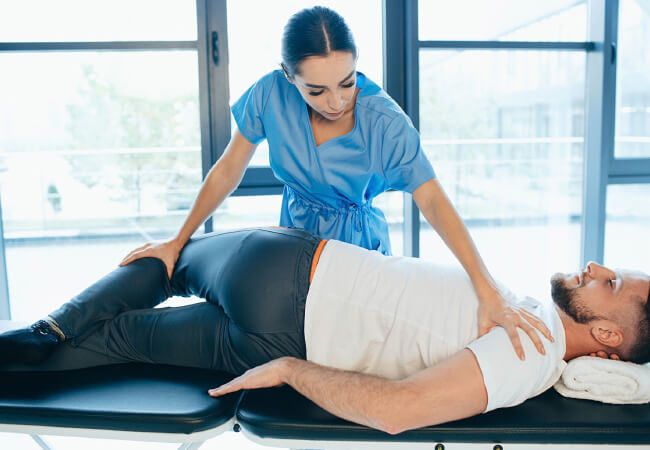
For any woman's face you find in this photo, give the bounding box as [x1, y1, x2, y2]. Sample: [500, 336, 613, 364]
[288, 51, 357, 121]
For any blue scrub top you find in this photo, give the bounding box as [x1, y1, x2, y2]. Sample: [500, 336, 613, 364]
[231, 69, 435, 255]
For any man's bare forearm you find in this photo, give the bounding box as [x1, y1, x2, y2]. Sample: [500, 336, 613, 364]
[279, 350, 487, 434]
[211, 351, 487, 434]
[281, 358, 401, 433]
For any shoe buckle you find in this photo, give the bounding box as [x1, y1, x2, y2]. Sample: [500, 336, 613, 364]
[33, 321, 49, 335]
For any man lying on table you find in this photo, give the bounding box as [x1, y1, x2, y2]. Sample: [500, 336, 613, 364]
[1, 227, 648, 434]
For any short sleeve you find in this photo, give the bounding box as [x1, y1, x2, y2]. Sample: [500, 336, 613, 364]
[466, 327, 566, 413]
[231, 74, 276, 144]
[381, 115, 436, 192]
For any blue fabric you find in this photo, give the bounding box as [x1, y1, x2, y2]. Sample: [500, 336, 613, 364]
[231, 70, 435, 255]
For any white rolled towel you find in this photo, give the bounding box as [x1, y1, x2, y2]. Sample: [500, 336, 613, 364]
[554, 356, 650, 404]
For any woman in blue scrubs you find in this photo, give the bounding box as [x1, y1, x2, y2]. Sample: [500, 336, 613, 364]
[121, 7, 552, 358]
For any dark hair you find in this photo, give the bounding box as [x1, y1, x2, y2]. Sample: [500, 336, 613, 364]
[281, 6, 357, 78]
[627, 286, 650, 363]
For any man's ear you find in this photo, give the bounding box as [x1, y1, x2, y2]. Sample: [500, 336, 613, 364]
[590, 320, 624, 348]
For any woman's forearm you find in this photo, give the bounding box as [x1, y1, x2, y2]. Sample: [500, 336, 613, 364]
[172, 161, 242, 247]
[413, 179, 498, 298]
[414, 179, 553, 357]
[172, 131, 257, 248]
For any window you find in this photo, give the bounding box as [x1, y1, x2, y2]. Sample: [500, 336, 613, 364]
[604, 184, 650, 272]
[418, 0, 587, 42]
[0, 0, 197, 42]
[412, 2, 588, 295]
[614, 0, 650, 158]
[418, 50, 585, 296]
[0, 4, 203, 320]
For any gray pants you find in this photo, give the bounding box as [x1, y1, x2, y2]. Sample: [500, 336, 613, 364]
[14, 228, 321, 374]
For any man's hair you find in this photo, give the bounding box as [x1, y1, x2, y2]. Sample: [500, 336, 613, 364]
[627, 286, 650, 364]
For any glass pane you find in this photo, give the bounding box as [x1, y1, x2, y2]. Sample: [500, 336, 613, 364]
[419, 0, 587, 42]
[4, 195, 285, 321]
[0, 51, 201, 237]
[614, 0, 650, 158]
[604, 184, 650, 273]
[0, 0, 197, 42]
[374, 191, 405, 256]
[227, 0, 383, 167]
[418, 50, 585, 299]
[0, 51, 202, 319]
[211, 195, 284, 231]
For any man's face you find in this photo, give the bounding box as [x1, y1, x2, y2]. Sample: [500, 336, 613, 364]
[551, 262, 649, 324]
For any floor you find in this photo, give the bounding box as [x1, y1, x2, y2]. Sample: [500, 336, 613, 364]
[0, 430, 283, 450]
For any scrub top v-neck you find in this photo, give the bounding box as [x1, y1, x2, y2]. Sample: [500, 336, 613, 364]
[231, 69, 435, 255]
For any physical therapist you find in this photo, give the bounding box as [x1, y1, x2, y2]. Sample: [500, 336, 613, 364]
[121, 6, 551, 359]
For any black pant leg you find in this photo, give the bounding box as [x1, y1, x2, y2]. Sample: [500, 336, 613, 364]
[40, 227, 319, 373]
[49, 257, 171, 345]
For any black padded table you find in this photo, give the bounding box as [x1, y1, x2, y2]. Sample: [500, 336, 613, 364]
[2, 313, 650, 450]
[0, 363, 239, 449]
[237, 385, 650, 449]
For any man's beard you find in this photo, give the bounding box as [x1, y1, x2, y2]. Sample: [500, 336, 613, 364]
[550, 274, 603, 324]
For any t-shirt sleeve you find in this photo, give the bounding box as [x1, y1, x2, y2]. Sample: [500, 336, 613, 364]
[466, 327, 565, 413]
[380, 115, 436, 193]
[231, 74, 275, 144]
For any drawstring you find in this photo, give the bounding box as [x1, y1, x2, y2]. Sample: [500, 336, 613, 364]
[348, 203, 366, 232]
[287, 186, 369, 231]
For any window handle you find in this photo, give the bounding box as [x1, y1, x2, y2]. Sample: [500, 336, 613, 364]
[212, 31, 220, 66]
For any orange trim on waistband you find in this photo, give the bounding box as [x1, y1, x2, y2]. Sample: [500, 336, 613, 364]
[310, 240, 328, 283]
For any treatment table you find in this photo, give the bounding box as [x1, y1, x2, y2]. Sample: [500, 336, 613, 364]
[1, 320, 650, 450]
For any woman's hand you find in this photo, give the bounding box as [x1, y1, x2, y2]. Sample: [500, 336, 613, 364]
[477, 291, 554, 360]
[119, 239, 183, 279]
[208, 357, 292, 397]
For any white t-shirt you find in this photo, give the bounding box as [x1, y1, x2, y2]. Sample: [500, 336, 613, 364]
[304, 240, 567, 413]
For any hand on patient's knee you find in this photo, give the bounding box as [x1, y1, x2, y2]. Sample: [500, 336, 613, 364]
[119, 238, 183, 279]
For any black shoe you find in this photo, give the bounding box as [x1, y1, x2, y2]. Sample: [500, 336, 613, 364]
[0, 320, 61, 365]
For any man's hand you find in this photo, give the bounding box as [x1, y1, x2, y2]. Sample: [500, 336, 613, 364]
[477, 291, 554, 360]
[208, 357, 291, 397]
[589, 351, 621, 360]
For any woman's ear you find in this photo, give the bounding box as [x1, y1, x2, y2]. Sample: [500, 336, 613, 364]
[281, 64, 293, 84]
[590, 320, 624, 348]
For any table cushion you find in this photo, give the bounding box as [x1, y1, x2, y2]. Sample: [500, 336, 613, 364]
[0, 363, 238, 434]
[237, 385, 650, 444]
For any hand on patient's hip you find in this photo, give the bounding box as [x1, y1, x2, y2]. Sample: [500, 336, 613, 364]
[477, 292, 554, 361]
[208, 357, 292, 397]
[119, 238, 182, 279]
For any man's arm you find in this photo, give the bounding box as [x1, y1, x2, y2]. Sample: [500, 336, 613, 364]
[209, 349, 487, 434]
